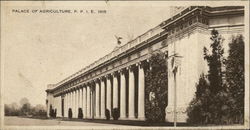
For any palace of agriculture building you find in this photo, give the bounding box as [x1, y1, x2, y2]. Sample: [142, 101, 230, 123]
[46, 6, 244, 122]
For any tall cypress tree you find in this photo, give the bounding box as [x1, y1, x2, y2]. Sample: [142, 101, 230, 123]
[226, 35, 244, 124]
[203, 29, 225, 93]
[187, 29, 226, 125]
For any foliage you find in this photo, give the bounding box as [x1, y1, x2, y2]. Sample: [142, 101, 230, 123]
[5, 98, 46, 118]
[203, 29, 225, 93]
[49, 105, 53, 117]
[187, 29, 226, 124]
[78, 108, 83, 119]
[187, 30, 245, 125]
[187, 74, 211, 124]
[4, 103, 20, 116]
[112, 108, 120, 120]
[145, 51, 168, 122]
[19, 98, 29, 106]
[68, 108, 72, 119]
[54, 109, 57, 118]
[20, 103, 31, 116]
[225, 35, 244, 124]
[105, 109, 110, 120]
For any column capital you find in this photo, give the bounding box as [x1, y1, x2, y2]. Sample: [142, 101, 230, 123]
[112, 71, 119, 77]
[86, 82, 91, 87]
[105, 74, 112, 79]
[82, 83, 87, 88]
[120, 67, 127, 74]
[99, 76, 106, 81]
[72, 87, 76, 91]
[79, 84, 84, 89]
[76, 86, 80, 90]
[90, 80, 95, 86]
[129, 64, 137, 71]
[139, 60, 149, 69]
[94, 78, 100, 83]
[86, 81, 94, 87]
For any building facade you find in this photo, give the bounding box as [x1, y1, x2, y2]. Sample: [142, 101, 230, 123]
[46, 6, 244, 122]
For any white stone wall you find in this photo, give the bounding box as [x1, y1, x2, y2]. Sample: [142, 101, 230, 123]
[165, 16, 244, 122]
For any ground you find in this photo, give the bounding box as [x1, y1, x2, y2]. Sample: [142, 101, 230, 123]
[4, 116, 124, 126]
[4, 116, 174, 127]
[3, 116, 245, 129]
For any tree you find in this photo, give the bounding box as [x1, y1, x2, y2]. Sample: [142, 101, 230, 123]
[225, 35, 244, 124]
[32, 104, 46, 117]
[187, 74, 211, 125]
[4, 103, 20, 116]
[187, 29, 227, 125]
[4, 104, 11, 116]
[20, 97, 29, 106]
[145, 50, 168, 122]
[20, 103, 31, 116]
[203, 29, 225, 93]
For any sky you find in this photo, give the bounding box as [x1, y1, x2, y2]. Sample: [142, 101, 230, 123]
[1, 1, 174, 106]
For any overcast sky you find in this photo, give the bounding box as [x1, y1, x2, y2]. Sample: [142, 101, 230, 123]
[1, 1, 174, 106]
[2, 1, 244, 106]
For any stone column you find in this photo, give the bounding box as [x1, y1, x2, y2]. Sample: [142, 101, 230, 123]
[67, 92, 69, 117]
[106, 75, 112, 113]
[113, 72, 118, 109]
[129, 66, 135, 119]
[100, 78, 105, 119]
[83, 86, 87, 118]
[75, 89, 79, 118]
[90, 87, 94, 119]
[70, 91, 73, 113]
[138, 64, 145, 120]
[72, 90, 75, 118]
[69, 92, 71, 112]
[64, 93, 68, 117]
[87, 85, 91, 118]
[120, 70, 126, 119]
[56, 97, 59, 117]
[95, 80, 100, 118]
[59, 96, 62, 117]
[79, 88, 83, 110]
[66, 93, 69, 117]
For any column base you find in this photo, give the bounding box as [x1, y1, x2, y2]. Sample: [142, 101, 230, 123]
[137, 116, 146, 121]
[119, 116, 128, 120]
[165, 106, 174, 122]
[94, 116, 101, 119]
[98, 117, 106, 119]
[100, 115, 106, 119]
[165, 106, 188, 123]
[128, 116, 137, 120]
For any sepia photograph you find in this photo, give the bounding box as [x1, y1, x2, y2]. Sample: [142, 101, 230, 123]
[0, 1, 249, 129]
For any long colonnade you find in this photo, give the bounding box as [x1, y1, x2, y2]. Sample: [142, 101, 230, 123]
[62, 63, 146, 120]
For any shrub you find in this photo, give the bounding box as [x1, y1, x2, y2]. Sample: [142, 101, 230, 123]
[68, 108, 72, 119]
[105, 109, 110, 120]
[145, 51, 168, 122]
[78, 108, 83, 119]
[54, 109, 57, 118]
[186, 74, 210, 125]
[112, 108, 120, 120]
